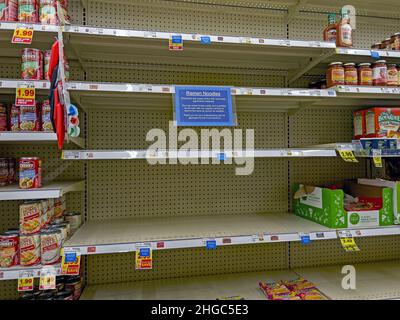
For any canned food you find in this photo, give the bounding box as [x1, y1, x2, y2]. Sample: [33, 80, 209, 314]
[40, 199, 49, 229]
[10, 104, 20, 131]
[65, 276, 82, 300]
[40, 228, 62, 265]
[0, 104, 7, 131]
[18, 0, 38, 23]
[39, 0, 56, 24]
[0, 232, 19, 267]
[41, 100, 53, 131]
[20, 104, 40, 131]
[19, 157, 41, 189]
[54, 290, 73, 300]
[0, 0, 18, 21]
[20, 201, 42, 235]
[20, 234, 41, 266]
[21, 48, 43, 80]
[65, 212, 82, 233]
[53, 195, 66, 219]
[0, 158, 8, 187]
[48, 223, 68, 244]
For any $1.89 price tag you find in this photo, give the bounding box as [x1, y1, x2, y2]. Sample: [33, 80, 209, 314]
[12, 26, 34, 44]
[15, 86, 35, 107]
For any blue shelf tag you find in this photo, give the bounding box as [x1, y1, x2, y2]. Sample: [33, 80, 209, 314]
[218, 153, 226, 161]
[206, 240, 217, 250]
[200, 36, 211, 44]
[65, 252, 77, 263]
[300, 235, 311, 245]
[370, 51, 380, 59]
[139, 247, 151, 257]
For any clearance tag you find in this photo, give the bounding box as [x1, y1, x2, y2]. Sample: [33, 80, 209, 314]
[338, 149, 358, 163]
[39, 268, 56, 290]
[61, 250, 81, 276]
[135, 246, 152, 270]
[17, 271, 34, 292]
[12, 25, 34, 44]
[169, 35, 183, 51]
[15, 84, 36, 107]
[372, 149, 383, 168]
[338, 231, 360, 252]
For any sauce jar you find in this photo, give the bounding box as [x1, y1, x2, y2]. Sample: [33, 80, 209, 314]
[397, 65, 400, 86]
[327, 62, 344, 88]
[344, 63, 358, 85]
[381, 38, 391, 50]
[372, 60, 388, 86]
[371, 43, 381, 50]
[391, 33, 400, 51]
[358, 63, 373, 86]
[387, 64, 399, 86]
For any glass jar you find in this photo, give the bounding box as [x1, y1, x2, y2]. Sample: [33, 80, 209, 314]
[372, 60, 388, 86]
[344, 63, 358, 85]
[387, 64, 399, 86]
[371, 43, 381, 50]
[398, 65, 400, 86]
[358, 63, 373, 86]
[327, 62, 344, 88]
[381, 38, 391, 50]
[391, 33, 400, 51]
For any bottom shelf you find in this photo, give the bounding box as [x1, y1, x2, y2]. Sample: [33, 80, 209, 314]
[80, 260, 400, 300]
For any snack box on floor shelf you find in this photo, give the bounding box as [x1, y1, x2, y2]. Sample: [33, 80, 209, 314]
[293, 181, 394, 229]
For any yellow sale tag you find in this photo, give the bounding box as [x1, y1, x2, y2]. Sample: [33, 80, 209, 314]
[372, 150, 383, 168]
[338, 149, 358, 163]
[39, 273, 56, 290]
[15, 86, 36, 107]
[18, 277, 34, 292]
[61, 251, 81, 276]
[135, 246, 152, 270]
[338, 231, 360, 252]
[12, 26, 34, 44]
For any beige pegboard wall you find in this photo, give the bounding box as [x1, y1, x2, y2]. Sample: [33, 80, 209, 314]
[290, 236, 400, 268]
[87, 243, 287, 285]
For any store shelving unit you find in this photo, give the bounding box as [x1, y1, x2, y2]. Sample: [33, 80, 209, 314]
[0, 181, 84, 201]
[0, 265, 61, 281]
[0, 132, 85, 147]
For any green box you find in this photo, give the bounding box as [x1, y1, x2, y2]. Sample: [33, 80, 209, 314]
[293, 182, 394, 229]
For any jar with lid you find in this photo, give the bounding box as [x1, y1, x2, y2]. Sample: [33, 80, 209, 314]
[387, 64, 398, 86]
[397, 65, 400, 86]
[358, 63, 373, 86]
[371, 43, 381, 50]
[372, 60, 388, 86]
[344, 63, 358, 85]
[391, 33, 400, 51]
[381, 38, 391, 50]
[327, 62, 344, 88]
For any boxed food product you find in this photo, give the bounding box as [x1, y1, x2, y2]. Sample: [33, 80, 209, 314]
[10, 104, 20, 131]
[359, 138, 399, 152]
[20, 201, 43, 235]
[353, 110, 366, 139]
[365, 108, 400, 138]
[294, 181, 394, 228]
[0, 104, 8, 131]
[19, 104, 41, 131]
[41, 100, 53, 131]
[0, 158, 8, 187]
[20, 234, 41, 266]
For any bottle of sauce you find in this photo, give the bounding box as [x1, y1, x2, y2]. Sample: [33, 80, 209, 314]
[323, 13, 337, 42]
[327, 62, 345, 88]
[344, 63, 358, 85]
[372, 60, 388, 86]
[387, 64, 398, 86]
[358, 63, 373, 86]
[336, 12, 353, 47]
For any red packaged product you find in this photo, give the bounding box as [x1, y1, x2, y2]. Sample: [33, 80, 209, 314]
[0, 158, 8, 187]
[0, 104, 8, 131]
[21, 48, 43, 80]
[19, 157, 42, 189]
[0, 232, 19, 268]
[7, 157, 16, 184]
[44, 50, 51, 80]
[18, 0, 38, 23]
[353, 110, 366, 139]
[19, 103, 41, 131]
[0, 0, 18, 21]
[41, 100, 52, 131]
[365, 107, 400, 138]
[10, 104, 20, 131]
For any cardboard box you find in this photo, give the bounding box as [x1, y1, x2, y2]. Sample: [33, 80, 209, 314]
[353, 110, 366, 139]
[358, 178, 400, 225]
[365, 108, 400, 138]
[293, 181, 394, 229]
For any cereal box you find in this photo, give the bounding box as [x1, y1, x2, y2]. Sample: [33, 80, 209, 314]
[365, 108, 400, 138]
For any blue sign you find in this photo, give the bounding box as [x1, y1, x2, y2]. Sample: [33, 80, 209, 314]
[206, 240, 217, 250]
[370, 51, 380, 59]
[300, 235, 311, 245]
[171, 35, 182, 44]
[65, 252, 77, 263]
[200, 36, 211, 44]
[174, 86, 235, 126]
[139, 248, 150, 257]
[217, 153, 226, 161]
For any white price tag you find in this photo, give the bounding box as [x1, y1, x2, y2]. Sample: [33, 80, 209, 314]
[280, 40, 290, 46]
[144, 31, 157, 38]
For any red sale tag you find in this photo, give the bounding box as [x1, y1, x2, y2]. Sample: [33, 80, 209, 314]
[15, 86, 36, 106]
[12, 26, 34, 44]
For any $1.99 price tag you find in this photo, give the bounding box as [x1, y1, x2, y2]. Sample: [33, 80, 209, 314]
[12, 26, 34, 44]
[15, 86, 35, 107]
[17, 272, 34, 292]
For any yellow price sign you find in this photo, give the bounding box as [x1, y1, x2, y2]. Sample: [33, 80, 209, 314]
[338, 231, 360, 252]
[39, 270, 56, 290]
[61, 250, 81, 276]
[12, 26, 34, 44]
[135, 246, 152, 270]
[15, 86, 36, 107]
[17, 273, 34, 292]
[338, 149, 358, 163]
[372, 149, 383, 168]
